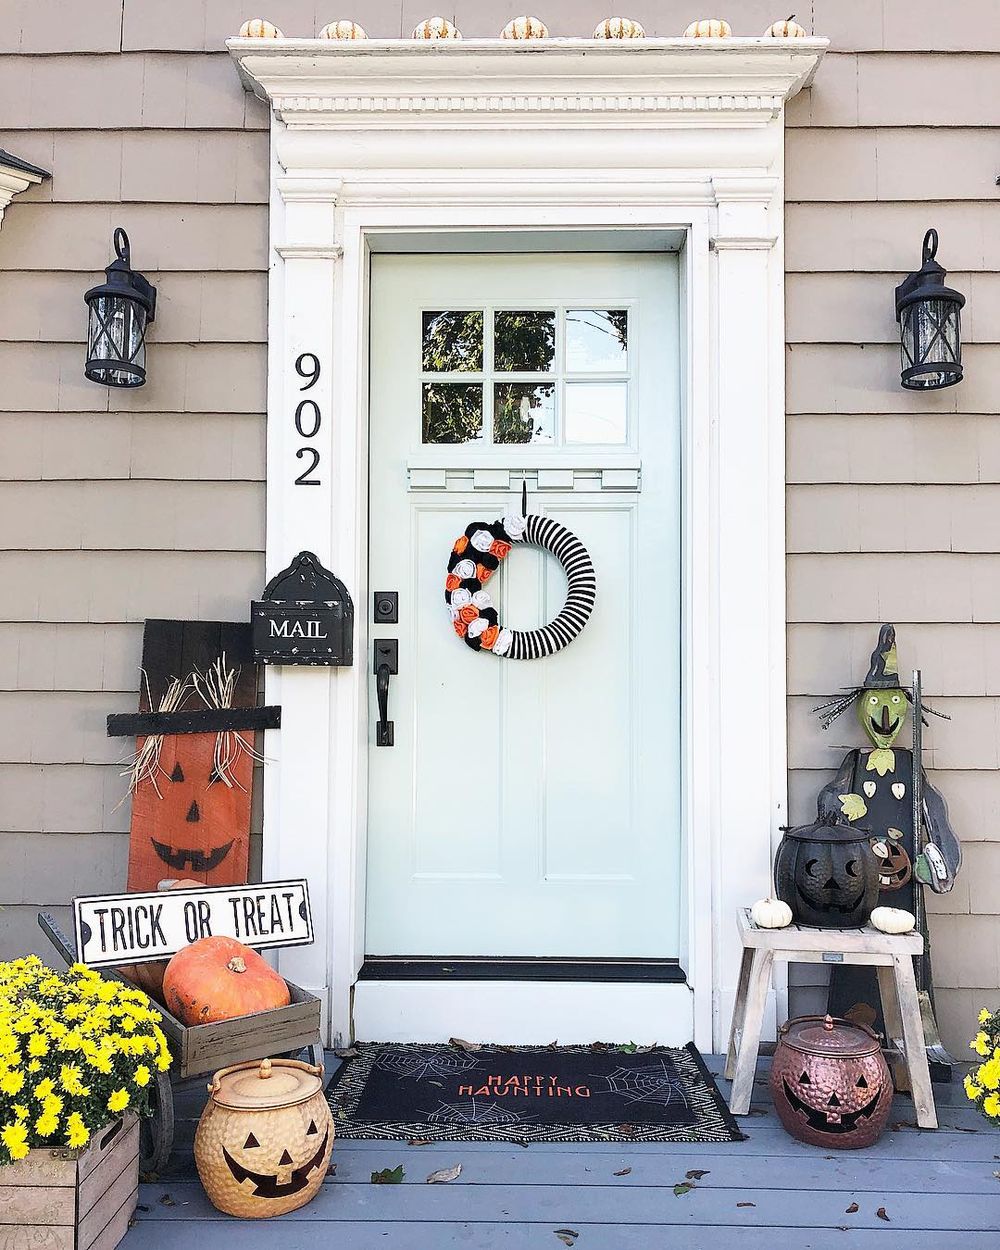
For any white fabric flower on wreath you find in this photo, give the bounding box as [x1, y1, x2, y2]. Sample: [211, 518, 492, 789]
[503, 513, 527, 542]
[493, 628, 514, 657]
[453, 558, 477, 580]
[470, 528, 495, 553]
[471, 590, 493, 610]
[450, 587, 473, 608]
[467, 617, 489, 639]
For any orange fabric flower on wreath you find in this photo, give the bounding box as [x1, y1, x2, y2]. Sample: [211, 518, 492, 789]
[454, 536, 469, 554]
[454, 619, 468, 637]
[476, 564, 493, 584]
[459, 605, 479, 625]
[490, 540, 512, 559]
[480, 625, 500, 650]
[445, 574, 461, 592]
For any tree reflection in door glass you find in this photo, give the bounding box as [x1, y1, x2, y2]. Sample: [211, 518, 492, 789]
[422, 383, 484, 443]
[422, 311, 484, 372]
[566, 309, 628, 372]
[494, 311, 556, 372]
[494, 382, 555, 444]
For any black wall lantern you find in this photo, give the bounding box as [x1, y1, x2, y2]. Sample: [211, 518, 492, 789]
[894, 228, 965, 391]
[84, 228, 156, 387]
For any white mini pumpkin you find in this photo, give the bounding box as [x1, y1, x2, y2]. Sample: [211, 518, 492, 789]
[594, 17, 645, 39]
[319, 20, 368, 39]
[751, 897, 793, 929]
[501, 16, 549, 39]
[764, 16, 807, 38]
[412, 16, 462, 39]
[870, 906, 916, 935]
[238, 18, 283, 38]
[683, 19, 732, 38]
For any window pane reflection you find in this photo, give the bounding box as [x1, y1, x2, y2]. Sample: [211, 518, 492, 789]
[494, 382, 555, 444]
[566, 309, 628, 372]
[422, 311, 483, 372]
[564, 381, 627, 444]
[494, 311, 555, 372]
[422, 383, 484, 443]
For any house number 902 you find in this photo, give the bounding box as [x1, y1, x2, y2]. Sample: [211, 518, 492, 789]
[293, 352, 322, 486]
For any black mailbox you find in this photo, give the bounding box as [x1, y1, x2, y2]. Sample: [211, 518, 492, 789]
[252, 551, 354, 666]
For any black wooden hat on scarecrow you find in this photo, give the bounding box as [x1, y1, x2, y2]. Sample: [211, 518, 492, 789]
[813, 623, 944, 730]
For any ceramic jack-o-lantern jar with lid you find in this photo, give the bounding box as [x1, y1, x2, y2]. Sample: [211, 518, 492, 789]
[195, 1058, 334, 1218]
[769, 1015, 893, 1148]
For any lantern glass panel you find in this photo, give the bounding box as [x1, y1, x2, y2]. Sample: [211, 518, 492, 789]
[900, 296, 962, 390]
[86, 293, 148, 387]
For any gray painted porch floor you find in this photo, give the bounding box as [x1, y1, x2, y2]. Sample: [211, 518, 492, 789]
[125, 1053, 999, 1248]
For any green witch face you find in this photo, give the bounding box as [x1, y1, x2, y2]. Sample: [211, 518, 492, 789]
[856, 687, 909, 749]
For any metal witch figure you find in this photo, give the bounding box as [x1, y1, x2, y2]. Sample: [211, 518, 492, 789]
[813, 624, 962, 1073]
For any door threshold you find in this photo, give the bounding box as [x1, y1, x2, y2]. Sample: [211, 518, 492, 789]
[358, 957, 685, 983]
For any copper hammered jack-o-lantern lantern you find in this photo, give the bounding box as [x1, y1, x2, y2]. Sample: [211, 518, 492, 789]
[773, 813, 881, 928]
[195, 1058, 334, 1218]
[769, 1015, 893, 1149]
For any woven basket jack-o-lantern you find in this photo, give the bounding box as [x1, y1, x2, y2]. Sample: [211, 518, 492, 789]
[769, 1015, 893, 1149]
[196, 1058, 334, 1218]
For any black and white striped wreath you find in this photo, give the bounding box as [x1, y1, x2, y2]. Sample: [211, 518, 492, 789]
[445, 513, 596, 659]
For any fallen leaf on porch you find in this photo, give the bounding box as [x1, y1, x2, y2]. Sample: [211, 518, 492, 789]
[956, 1127, 980, 1134]
[685, 1169, 710, 1180]
[736, 1202, 755, 1208]
[590, 1042, 609, 1052]
[992, 1170, 1000, 1181]
[158, 1194, 175, 1207]
[136, 1205, 150, 1214]
[616, 1124, 636, 1135]
[876, 1207, 890, 1222]
[845, 1203, 859, 1214]
[426, 1164, 462, 1184]
[673, 1183, 694, 1197]
[334, 1046, 359, 1059]
[555, 1237, 575, 1248]
[326, 1163, 337, 1176]
[619, 1042, 638, 1054]
[408, 1138, 433, 1146]
[449, 1037, 481, 1052]
[613, 1167, 632, 1177]
[554, 1229, 578, 1240]
[547, 1040, 560, 1049]
[891, 1120, 915, 1132]
[747, 1106, 768, 1117]
[371, 1166, 405, 1184]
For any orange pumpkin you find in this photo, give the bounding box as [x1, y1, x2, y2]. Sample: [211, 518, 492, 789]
[115, 878, 206, 1002]
[163, 936, 290, 1026]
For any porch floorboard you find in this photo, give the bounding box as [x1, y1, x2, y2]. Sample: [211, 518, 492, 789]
[125, 1053, 998, 1248]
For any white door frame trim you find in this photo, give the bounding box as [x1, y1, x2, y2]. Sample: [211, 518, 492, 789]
[229, 36, 827, 1051]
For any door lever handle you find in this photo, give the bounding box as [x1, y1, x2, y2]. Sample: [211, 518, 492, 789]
[373, 639, 398, 747]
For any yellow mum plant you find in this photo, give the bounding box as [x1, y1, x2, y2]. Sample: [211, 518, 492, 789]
[965, 1006, 1000, 1123]
[0, 956, 171, 1165]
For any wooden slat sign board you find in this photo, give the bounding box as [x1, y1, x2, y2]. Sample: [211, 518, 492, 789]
[74, 880, 312, 969]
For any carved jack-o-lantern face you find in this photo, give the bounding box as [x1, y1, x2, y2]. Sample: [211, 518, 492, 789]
[769, 1018, 894, 1149]
[872, 838, 912, 892]
[195, 1061, 335, 1219]
[128, 733, 250, 890]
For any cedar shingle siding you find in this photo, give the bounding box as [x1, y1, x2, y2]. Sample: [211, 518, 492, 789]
[2, 1, 997, 1054]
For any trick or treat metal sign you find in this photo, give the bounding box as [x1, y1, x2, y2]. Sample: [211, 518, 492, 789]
[73, 880, 313, 969]
[252, 550, 354, 666]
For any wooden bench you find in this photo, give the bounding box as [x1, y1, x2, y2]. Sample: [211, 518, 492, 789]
[725, 908, 937, 1129]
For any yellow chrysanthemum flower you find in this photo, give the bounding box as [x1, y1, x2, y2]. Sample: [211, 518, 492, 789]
[66, 1112, 89, 1149]
[972, 1031, 991, 1057]
[134, 1065, 151, 1088]
[27, 1059, 41, 1073]
[12, 1104, 28, 1121]
[1, 1122, 29, 1161]
[35, 1110, 59, 1137]
[965, 1074, 983, 1101]
[107, 1088, 130, 1113]
[34, 1077, 55, 1101]
[0, 1070, 25, 1096]
[978, 1058, 1000, 1091]
[979, 1008, 992, 1025]
[984, 1092, 1000, 1118]
[27, 1033, 49, 1058]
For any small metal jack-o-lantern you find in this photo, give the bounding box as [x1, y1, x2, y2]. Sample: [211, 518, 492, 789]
[774, 813, 881, 928]
[770, 1015, 893, 1149]
[196, 1058, 334, 1218]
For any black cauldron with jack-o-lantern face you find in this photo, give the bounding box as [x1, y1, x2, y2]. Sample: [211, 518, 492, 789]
[769, 1015, 893, 1149]
[774, 814, 881, 928]
[195, 1058, 334, 1218]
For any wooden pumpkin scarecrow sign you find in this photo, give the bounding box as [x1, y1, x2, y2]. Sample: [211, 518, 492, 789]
[812, 623, 962, 1068]
[108, 621, 280, 892]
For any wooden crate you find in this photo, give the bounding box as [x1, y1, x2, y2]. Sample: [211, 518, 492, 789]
[0, 1113, 138, 1250]
[157, 980, 322, 1080]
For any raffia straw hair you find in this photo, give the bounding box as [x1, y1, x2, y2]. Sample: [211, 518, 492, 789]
[120, 671, 191, 798]
[191, 654, 264, 790]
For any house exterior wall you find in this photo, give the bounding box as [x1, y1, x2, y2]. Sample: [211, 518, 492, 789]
[2, 1, 997, 1056]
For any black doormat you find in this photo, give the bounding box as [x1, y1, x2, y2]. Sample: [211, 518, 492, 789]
[325, 1042, 744, 1144]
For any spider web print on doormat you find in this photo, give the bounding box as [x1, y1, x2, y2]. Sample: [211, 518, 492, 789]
[325, 1042, 745, 1144]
